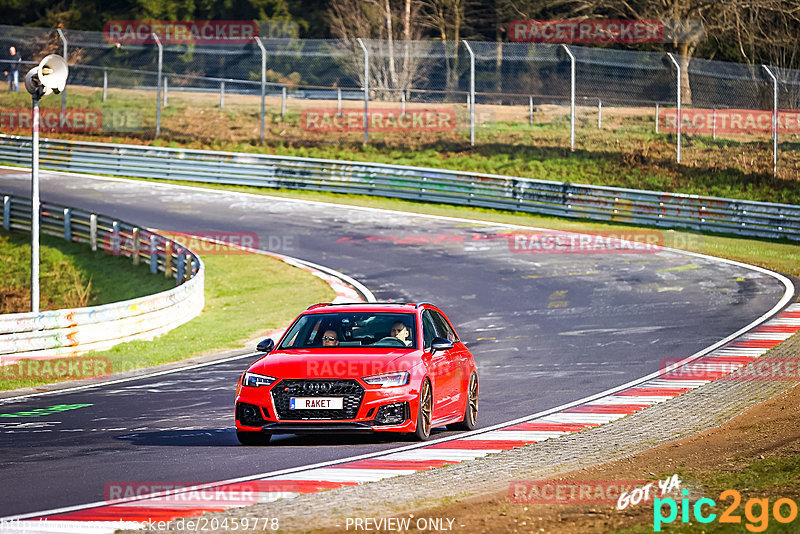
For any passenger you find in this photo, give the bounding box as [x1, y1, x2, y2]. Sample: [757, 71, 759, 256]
[390, 321, 412, 346]
[321, 329, 339, 347]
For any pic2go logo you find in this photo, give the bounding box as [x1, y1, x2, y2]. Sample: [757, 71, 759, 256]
[654, 489, 799, 532]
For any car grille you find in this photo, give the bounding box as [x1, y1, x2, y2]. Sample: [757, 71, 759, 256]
[271, 379, 364, 420]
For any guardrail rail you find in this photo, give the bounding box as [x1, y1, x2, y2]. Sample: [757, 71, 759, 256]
[0, 193, 204, 364]
[0, 134, 797, 241]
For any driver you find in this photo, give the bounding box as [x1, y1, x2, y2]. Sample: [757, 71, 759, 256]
[390, 321, 412, 347]
[321, 329, 340, 347]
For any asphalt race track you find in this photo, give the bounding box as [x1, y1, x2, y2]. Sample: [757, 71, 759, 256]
[0, 169, 791, 517]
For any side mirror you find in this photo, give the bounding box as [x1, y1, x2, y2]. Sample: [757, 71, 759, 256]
[430, 337, 454, 354]
[256, 338, 275, 353]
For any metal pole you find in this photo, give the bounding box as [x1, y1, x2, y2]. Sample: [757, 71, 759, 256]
[712, 107, 716, 139]
[254, 37, 266, 143]
[281, 85, 287, 118]
[356, 38, 369, 146]
[57, 29, 67, 128]
[220, 80, 225, 109]
[337, 88, 342, 116]
[163, 76, 168, 107]
[598, 98, 602, 129]
[401, 90, 406, 115]
[102, 69, 107, 101]
[152, 33, 162, 138]
[463, 40, 475, 146]
[763, 65, 778, 176]
[529, 96, 533, 125]
[666, 52, 681, 163]
[31, 93, 40, 313]
[562, 44, 576, 151]
[655, 103, 659, 133]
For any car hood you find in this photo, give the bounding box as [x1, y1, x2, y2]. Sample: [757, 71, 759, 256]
[248, 349, 423, 379]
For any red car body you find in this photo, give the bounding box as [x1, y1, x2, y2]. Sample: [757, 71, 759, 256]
[235, 302, 478, 443]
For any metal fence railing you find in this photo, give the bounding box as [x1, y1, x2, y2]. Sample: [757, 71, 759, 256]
[0, 134, 797, 242]
[1, 24, 799, 180]
[0, 192, 205, 363]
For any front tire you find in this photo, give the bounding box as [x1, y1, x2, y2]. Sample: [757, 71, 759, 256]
[236, 431, 271, 445]
[413, 379, 433, 441]
[447, 372, 478, 431]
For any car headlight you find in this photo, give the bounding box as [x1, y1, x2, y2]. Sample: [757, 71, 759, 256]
[243, 372, 276, 388]
[363, 371, 410, 387]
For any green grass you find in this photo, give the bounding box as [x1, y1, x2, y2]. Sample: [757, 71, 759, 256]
[1, 239, 335, 391]
[0, 228, 173, 312]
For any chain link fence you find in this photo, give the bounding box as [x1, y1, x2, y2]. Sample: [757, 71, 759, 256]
[1, 24, 798, 180]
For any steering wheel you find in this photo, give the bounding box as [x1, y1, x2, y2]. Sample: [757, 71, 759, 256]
[374, 337, 407, 347]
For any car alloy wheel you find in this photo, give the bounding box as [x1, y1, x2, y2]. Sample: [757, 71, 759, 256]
[414, 379, 432, 441]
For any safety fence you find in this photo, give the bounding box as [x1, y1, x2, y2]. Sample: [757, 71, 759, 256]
[0, 191, 204, 363]
[2, 25, 800, 179]
[0, 134, 796, 242]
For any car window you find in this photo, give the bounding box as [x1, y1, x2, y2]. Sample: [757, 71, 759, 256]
[421, 310, 438, 349]
[278, 312, 417, 349]
[431, 310, 458, 342]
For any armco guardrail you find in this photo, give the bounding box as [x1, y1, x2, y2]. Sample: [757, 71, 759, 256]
[0, 135, 798, 241]
[0, 193, 204, 364]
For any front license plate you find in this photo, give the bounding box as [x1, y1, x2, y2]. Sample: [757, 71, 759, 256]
[290, 397, 344, 410]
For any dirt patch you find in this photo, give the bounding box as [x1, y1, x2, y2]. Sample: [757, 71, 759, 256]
[393, 382, 800, 534]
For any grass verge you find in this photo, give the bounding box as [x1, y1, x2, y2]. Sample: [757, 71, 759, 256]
[1, 241, 335, 391]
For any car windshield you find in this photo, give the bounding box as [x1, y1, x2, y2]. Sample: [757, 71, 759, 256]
[278, 312, 417, 349]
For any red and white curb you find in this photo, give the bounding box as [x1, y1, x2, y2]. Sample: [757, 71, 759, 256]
[5, 303, 799, 533]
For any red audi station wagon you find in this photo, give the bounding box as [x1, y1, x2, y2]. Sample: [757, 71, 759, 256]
[235, 302, 478, 444]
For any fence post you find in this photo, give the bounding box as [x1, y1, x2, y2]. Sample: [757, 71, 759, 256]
[132, 227, 140, 265]
[712, 107, 716, 139]
[462, 40, 475, 146]
[89, 213, 97, 252]
[177, 251, 186, 284]
[281, 85, 287, 118]
[149, 234, 158, 274]
[337, 87, 342, 116]
[220, 80, 225, 109]
[762, 65, 778, 177]
[152, 33, 163, 138]
[63, 208, 71, 241]
[401, 90, 406, 115]
[666, 53, 681, 163]
[561, 44, 576, 152]
[529, 96, 533, 125]
[163, 76, 168, 107]
[57, 29, 67, 128]
[655, 102, 659, 133]
[254, 37, 266, 144]
[356, 38, 369, 146]
[598, 99, 602, 129]
[102, 69, 108, 102]
[3, 196, 10, 230]
[112, 221, 120, 255]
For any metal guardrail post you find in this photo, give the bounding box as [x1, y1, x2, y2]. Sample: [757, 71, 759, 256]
[357, 38, 369, 146]
[463, 40, 476, 146]
[560, 44, 576, 152]
[112, 221, 120, 255]
[164, 240, 173, 278]
[2, 196, 9, 230]
[177, 252, 186, 283]
[762, 65, 778, 177]
[89, 213, 97, 251]
[132, 227, 140, 265]
[254, 37, 266, 144]
[63, 208, 71, 241]
[57, 29, 67, 128]
[149, 234, 158, 274]
[666, 53, 681, 163]
[152, 33, 163, 138]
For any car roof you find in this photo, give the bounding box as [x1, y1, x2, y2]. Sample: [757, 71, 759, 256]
[304, 302, 436, 314]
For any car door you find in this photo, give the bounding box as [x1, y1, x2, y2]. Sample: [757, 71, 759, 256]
[430, 309, 467, 418]
[422, 309, 458, 420]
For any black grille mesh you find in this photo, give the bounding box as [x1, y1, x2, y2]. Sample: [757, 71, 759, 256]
[271, 379, 364, 420]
